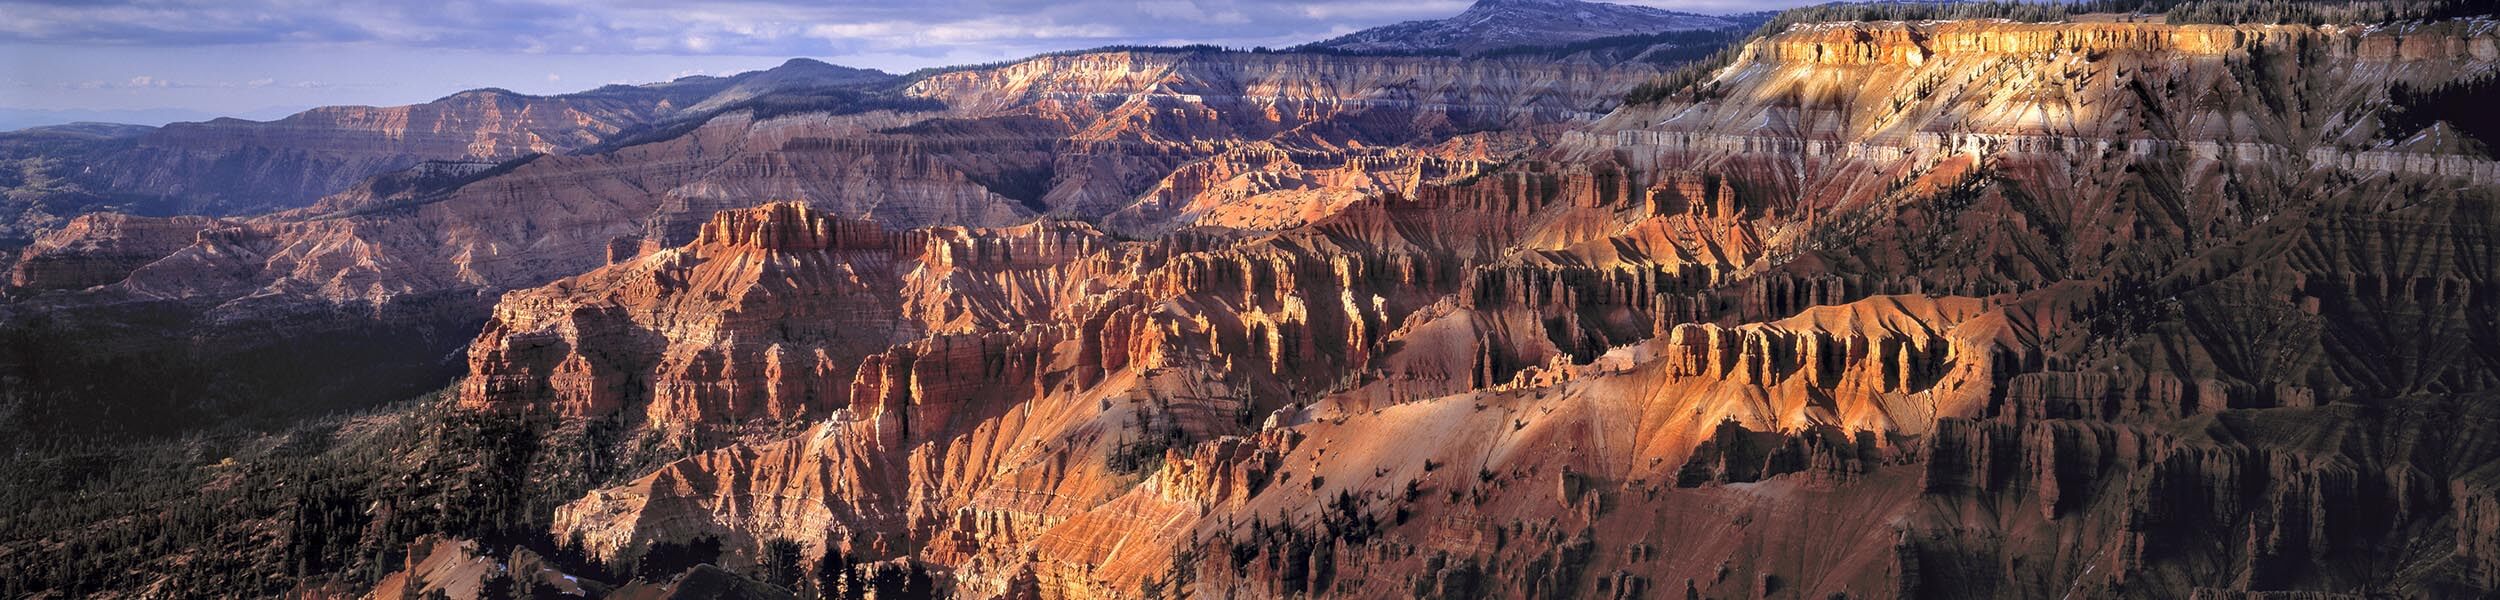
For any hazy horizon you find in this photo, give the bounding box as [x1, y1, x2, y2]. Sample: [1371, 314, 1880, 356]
[0, 0, 1814, 129]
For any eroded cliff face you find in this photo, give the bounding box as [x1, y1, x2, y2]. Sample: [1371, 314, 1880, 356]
[486, 17, 2500, 600]
[8, 11, 2500, 598]
[0, 46, 1676, 455]
[459, 202, 1124, 427]
[898, 49, 1662, 224]
[4, 212, 221, 292]
[905, 50, 1647, 137]
[9, 48, 1655, 308]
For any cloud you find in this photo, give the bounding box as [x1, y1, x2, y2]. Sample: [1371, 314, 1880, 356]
[41, 75, 341, 90]
[0, 0, 1810, 63]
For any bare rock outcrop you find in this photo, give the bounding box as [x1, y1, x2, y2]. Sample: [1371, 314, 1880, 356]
[459, 203, 1123, 427]
[22, 12, 2500, 600]
[5, 213, 220, 292]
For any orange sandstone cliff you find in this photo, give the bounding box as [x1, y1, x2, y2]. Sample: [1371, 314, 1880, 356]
[472, 18, 2500, 598]
[7, 14, 2500, 600]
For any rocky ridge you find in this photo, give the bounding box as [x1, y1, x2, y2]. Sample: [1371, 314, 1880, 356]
[0, 59, 894, 243]
[9, 10, 2500, 600]
[7, 48, 1654, 306]
[477, 16, 2500, 599]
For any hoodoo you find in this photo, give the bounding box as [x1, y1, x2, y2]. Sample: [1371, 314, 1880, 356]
[6, 1, 2500, 598]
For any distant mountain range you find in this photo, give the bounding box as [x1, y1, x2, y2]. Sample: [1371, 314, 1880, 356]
[0, 106, 304, 132]
[0, 0, 1738, 241]
[0, 58, 897, 243]
[1306, 0, 1743, 54]
[9, 0, 1740, 133]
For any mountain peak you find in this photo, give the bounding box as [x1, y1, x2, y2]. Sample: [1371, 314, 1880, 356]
[750, 57, 890, 84]
[1308, 0, 1736, 55]
[1469, 0, 1576, 9]
[436, 87, 531, 103]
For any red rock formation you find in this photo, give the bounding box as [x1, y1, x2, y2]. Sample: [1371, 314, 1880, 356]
[521, 17, 2500, 600]
[19, 13, 2500, 600]
[459, 203, 1123, 426]
[4, 213, 219, 292]
[7, 47, 1656, 330]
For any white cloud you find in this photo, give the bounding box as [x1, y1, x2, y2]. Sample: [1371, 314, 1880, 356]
[1137, 0, 1253, 25]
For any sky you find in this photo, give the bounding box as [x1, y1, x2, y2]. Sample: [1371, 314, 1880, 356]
[0, 0, 1816, 125]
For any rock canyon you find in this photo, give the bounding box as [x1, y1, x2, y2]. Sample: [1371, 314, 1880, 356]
[5, 1, 2500, 598]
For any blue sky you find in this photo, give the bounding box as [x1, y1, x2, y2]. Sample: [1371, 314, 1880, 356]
[1, 0, 1811, 124]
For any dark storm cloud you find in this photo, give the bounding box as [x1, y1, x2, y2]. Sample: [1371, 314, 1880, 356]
[0, 0, 1804, 59]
